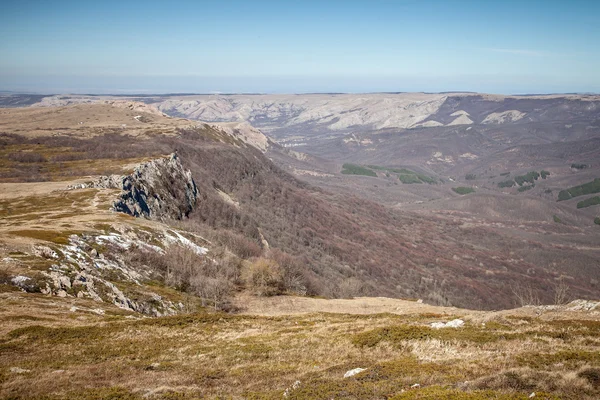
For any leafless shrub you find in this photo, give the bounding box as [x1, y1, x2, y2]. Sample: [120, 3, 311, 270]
[210, 229, 262, 259]
[553, 277, 571, 305]
[578, 368, 600, 389]
[124, 246, 165, 276]
[126, 245, 240, 311]
[301, 273, 329, 298]
[161, 246, 201, 290]
[0, 132, 22, 145]
[511, 283, 541, 307]
[0, 265, 12, 285]
[163, 246, 241, 310]
[1, 133, 170, 182]
[7, 152, 47, 163]
[472, 368, 596, 397]
[190, 275, 233, 311]
[425, 283, 453, 307]
[269, 249, 312, 295]
[336, 277, 366, 299]
[0, 164, 51, 182]
[242, 257, 284, 297]
[50, 152, 86, 162]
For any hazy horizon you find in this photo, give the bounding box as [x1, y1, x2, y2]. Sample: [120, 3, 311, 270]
[2, 0, 599, 94]
[2, 86, 598, 97]
[2, 74, 598, 96]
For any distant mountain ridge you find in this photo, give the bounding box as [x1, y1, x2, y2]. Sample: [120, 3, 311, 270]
[5, 92, 599, 134]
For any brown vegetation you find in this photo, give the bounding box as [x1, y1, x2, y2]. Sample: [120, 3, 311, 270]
[173, 132, 597, 308]
[125, 245, 239, 311]
[1, 103, 599, 311]
[4, 118, 596, 309]
[0, 132, 167, 182]
[0, 292, 598, 399]
[242, 257, 284, 297]
[0, 101, 599, 399]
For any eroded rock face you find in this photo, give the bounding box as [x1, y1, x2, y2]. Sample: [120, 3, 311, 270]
[112, 154, 197, 220]
[78, 154, 198, 221]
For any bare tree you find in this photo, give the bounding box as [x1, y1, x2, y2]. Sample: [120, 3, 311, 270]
[553, 278, 571, 306]
[511, 283, 540, 307]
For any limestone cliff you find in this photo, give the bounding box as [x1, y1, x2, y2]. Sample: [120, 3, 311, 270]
[112, 154, 197, 220]
[74, 153, 198, 220]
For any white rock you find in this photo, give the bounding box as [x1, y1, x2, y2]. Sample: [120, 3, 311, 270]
[411, 383, 421, 389]
[566, 299, 599, 311]
[445, 319, 465, 328]
[482, 110, 525, 124]
[450, 110, 470, 117]
[448, 114, 473, 126]
[529, 393, 536, 398]
[146, 362, 161, 370]
[10, 367, 31, 374]
[58, 275, 72, 289]
[164, 230, 208, 255]
[283, 380, 301, 397]
[430, 319, 465, 329]
[430, 322, 447, 329]
[32, 245, 59, 259]
[344, 368, 366, 378]
[11, 275, 31, 285]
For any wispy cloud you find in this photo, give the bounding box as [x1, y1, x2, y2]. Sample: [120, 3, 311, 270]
[483, 48, 548, 57]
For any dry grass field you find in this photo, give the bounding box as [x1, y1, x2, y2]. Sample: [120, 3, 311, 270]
[1, 291, 599, 399]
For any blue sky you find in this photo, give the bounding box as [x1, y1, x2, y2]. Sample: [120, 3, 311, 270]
[0, 0, 598, 94]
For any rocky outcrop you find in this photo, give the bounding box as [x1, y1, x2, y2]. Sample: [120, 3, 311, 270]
[4, 227, 210, 316]
[36, 232, 191, 316]
[73, 154, 198, 221]
[112, 154, 197, 220]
